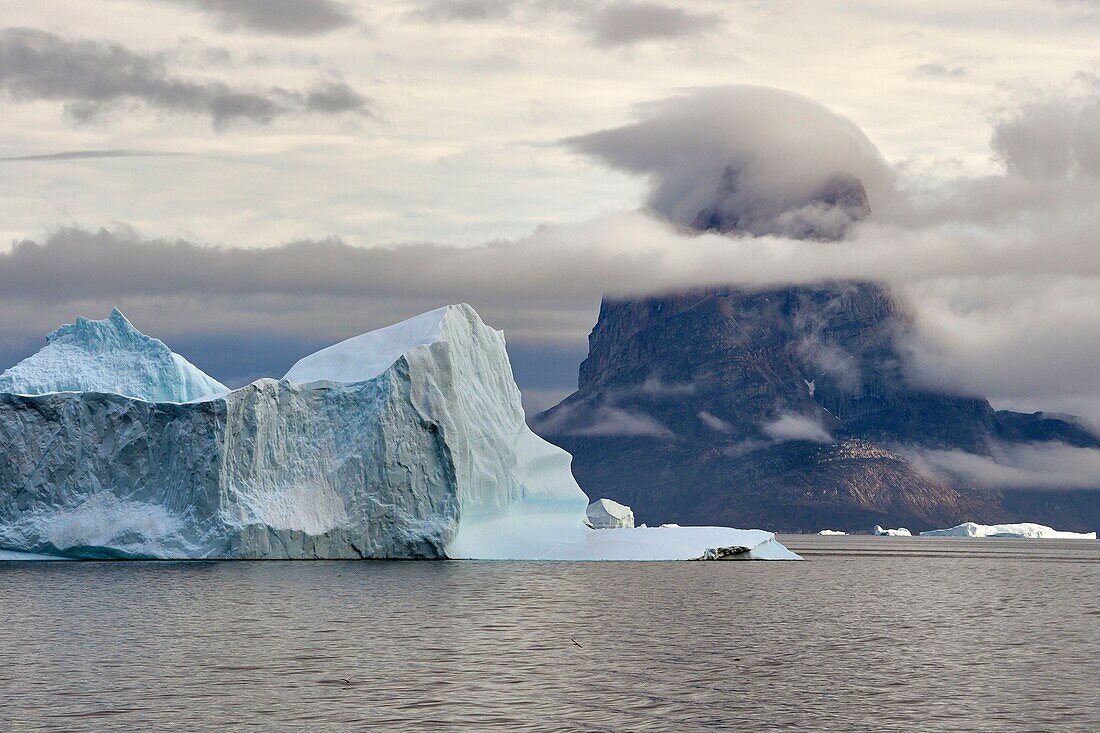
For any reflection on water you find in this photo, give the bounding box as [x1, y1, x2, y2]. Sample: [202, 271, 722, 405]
[1, 537, 1097, 731]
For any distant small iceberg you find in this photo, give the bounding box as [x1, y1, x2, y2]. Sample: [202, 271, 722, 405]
[920, 522, 1096, 540]
[873, 525, 911, 537]
[817, 530, 847, 536]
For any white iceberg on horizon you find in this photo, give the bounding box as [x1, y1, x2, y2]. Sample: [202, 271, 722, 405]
[586, 498, 635, 529]
[873, 525, 912, 536]
[0, 305, 800, 562]
[920, 522, 1096, 539]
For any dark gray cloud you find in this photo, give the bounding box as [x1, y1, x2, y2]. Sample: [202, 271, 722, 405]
[404, 1, 715, 48]
[991, 87, 1100, 178]
[156, 0, 356, 36]
[589, 2, 718, 47]
[408, 0, 518, 22]
[0, 149, 187, 162]
[2, 213, 1098, 423]
[0, 28, 372, 127]
[566, 86, 895, 240]
[305, 79, 371, 114]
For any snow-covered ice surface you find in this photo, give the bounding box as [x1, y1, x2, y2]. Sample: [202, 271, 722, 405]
[817, 530, 847, 536]
[0, 304, 799, 561]
[920, 522, 1096, 539]
[586, 498, 635, 529]
[0, 308, 227, 403]
[873, 525, 912, 536]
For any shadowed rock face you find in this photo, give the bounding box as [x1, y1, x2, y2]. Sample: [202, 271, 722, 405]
[533, 282, 1100, 532]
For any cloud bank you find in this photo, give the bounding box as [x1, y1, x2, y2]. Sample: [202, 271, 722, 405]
[0, 28, 371, 126]
[991, 79, 1100, 178]
[909, 442, 1100, 490]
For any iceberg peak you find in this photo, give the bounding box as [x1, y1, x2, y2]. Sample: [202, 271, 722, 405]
[48, 307, 143, 347]
[283, 304, 471, 385]
[0, 308, 227, 403]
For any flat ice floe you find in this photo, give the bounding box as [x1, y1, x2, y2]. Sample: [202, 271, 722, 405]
[920, 522, 1096, 539]
[0, 305, 800, 561]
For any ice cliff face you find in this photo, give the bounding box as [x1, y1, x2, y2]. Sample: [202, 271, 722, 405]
[0, 308, 227, 403]
[284, 304, 594, 560]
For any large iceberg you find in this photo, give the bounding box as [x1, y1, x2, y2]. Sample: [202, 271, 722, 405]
[920, 522, 1096, 539]
[0, 305, 799, 561]
[0, 308, 227, 402]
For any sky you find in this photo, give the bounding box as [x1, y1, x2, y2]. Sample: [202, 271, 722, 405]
[1, 0, 1099, 430]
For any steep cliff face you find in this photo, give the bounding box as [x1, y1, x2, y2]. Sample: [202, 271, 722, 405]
[534, 282, 1100, 532]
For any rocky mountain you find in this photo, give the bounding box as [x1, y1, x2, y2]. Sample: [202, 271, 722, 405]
[532, 282, 1100, 533]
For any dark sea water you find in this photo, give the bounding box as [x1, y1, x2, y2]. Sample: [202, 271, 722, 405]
[1, 536, 1098, 732]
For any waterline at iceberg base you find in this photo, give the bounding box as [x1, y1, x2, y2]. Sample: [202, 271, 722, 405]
[0, 305, 799, 562]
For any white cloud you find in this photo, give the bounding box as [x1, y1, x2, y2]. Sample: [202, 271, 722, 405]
[762, 413, 833, 444]
[697, 410, 731, 432]
[533, 402, 674, 437]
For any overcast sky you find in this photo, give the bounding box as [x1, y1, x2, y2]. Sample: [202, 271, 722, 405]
[1, 0, 1099, 428]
